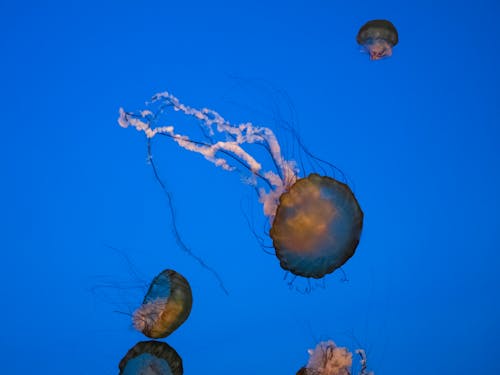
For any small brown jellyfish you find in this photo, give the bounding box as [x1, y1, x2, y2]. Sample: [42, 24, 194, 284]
[132, 269, 192, 339]
[119, 340, 183, 375]
[357, 19, 398, 60]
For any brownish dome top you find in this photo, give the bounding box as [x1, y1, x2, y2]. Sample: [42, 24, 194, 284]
[356, 19, 398, 46]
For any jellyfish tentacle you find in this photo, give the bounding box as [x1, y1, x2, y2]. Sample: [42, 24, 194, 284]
[119, 92, 300, 221]
[146, 139, 229, 296]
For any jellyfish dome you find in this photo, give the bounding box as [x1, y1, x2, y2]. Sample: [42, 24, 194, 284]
[356, 19, 398, 60]
[133, 269, 192, 339]
[119, 340, 183, 375]
[270, 174, 363, 279]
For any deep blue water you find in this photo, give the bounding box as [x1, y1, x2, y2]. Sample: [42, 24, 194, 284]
[1, 0, 499, 374]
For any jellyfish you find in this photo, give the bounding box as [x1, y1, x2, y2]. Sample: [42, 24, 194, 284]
[133, 269, 192, 339]
[356, 20, 398, 60]
[271, 173, 362, 278]
[118, 91, 363, 282]
[296, 341, 373, 375]
[119, 340, 183, 375]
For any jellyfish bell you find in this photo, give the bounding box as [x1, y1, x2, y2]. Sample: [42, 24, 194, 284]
[119, 340, 183, 375]
[357, 19, 398, 60]
[133, 269, 192, 339]
[270, 174, 363, 279]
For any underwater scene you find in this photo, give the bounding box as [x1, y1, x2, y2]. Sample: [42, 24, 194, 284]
[2, 0, 499, 374]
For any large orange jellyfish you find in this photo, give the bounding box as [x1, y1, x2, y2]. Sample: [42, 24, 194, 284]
[357, 19, 398, 60]
[271, 174, 362, 278]
[132, 269, 192, 339]
[119, 340, 183, 375]
[118, 92, 363, 282]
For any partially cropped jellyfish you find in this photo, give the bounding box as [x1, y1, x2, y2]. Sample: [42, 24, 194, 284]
[119, 340, 183, 375]
[356, 19, 398, 60]
[133, 269, 192, 339]
[296, 341, 373, 375]
[118, 91, 363, 285]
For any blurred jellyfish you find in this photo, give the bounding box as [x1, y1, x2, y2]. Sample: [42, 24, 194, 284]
[357, 20, 398, 60]
[133, 269, 192, 339]
[119, 91, 363, 283]
[119, 340, 183, 375]
[296, 341, 373, 375]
